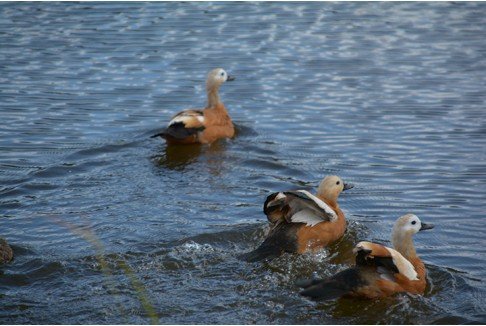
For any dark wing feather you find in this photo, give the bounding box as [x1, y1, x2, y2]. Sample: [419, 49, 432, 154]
[263, 192, 289, 225]
[165, 122, 205, 139]
[354, 244, 400, 274]
[299, 268, 367, 301]
[263, 190, 337, 226]
[239, 223, 300, 262]
[152, 110, 205, 140]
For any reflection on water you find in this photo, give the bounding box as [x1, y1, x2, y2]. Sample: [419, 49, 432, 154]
[154, 140, 230, 175]
[1, 1, 486, 324]
[155, 143, 203, 170]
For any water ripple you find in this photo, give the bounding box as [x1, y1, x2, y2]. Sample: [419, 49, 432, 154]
[1, 2, 485, 324]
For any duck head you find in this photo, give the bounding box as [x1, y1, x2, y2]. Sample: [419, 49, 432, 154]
[316, 175, 353, 204]
[392, 213, 434, 257]
[206, 68, 234, 91]
[393, 214, 434, 237]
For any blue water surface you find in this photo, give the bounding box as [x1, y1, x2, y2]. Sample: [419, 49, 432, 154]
[1, 2, 485, 324]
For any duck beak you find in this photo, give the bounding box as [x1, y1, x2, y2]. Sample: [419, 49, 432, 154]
[226, 75, 235, 82]
[420, 222, 434, 231]
[343, 182, 354, 191]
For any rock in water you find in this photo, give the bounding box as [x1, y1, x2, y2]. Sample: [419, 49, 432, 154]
[0, 238, 13, 264]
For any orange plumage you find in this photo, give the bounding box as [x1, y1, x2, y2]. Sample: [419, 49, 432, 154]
[152, 68, 235, 145]
[242, 176, 354, 261]
[299, 214, 434, 300]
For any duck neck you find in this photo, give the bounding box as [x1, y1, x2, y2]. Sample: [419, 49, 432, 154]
[392, 233, 417, 260]
[206, 85, 221, 108]
[319, 196, 339, 214]
[317, 190, 339, 210]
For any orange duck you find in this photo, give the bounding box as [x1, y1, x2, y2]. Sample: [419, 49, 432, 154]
[242, 176, 354, 262]
[151, 68, 235, 145]
[299, 214, 434, 300]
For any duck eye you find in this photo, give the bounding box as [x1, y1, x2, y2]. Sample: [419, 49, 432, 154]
[220, 72, 225, 76]
[411, 221, 416, 225]
[336, 181, 340, 185]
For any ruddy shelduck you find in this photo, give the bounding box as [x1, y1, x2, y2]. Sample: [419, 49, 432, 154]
[0, 238, 13, 264]
[151, 68, 235, 145]
[299, 214, 434, 300]
[242, 176, 354, 262]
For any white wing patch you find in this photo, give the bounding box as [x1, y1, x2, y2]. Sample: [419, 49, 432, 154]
[168, 116, 184, 127]
[386, 247, 419, 281]
[354, 242, 418, 281]
[275, 192, 286, 200]
[291, 209, 326, 227]
[296, 190, 338, 222]
[168, 112, 205, 127]
[265, 192, 286, 210]
[264, 190, 338, 227]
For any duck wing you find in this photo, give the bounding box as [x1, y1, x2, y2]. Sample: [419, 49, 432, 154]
[239, 223, 301, 262]
[152, 109, 205, 139]
[353, 241, 418, 281]
[263, 190, 337, 226]
[298, 268, 365, 301]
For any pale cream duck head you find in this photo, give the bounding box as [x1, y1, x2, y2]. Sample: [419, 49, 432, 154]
[391, 213, 434, 257]
[392, 214, 434, 237]
[316, 175, 353, 204]
[206, 68, 234, 91]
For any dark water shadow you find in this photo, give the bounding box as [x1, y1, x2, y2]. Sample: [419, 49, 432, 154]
[154, 143, 204, 171]
[152, 139, 234, 172]
[151, 122, 257, 171]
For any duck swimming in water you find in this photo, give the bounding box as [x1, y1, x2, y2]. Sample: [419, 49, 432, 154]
[299, 214, 434, 300]
[242, 175, 353, 262]
[151, 68, 235, 145]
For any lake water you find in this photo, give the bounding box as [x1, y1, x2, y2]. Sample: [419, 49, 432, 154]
[1, 2, 485, 324]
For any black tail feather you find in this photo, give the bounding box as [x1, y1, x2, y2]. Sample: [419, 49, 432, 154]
[299, 280, 352, 301]
[295, 273, 321, 288]
[240, 223, 300, 262]
[239, 244, 283, 262]
[298, 268, 365, 301]
[151, 132, 167, 139]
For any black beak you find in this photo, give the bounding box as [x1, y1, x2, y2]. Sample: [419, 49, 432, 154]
[343, 182, 354, 191]
[419, 222, 434, 231]
[226, 75, 235, 82]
